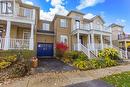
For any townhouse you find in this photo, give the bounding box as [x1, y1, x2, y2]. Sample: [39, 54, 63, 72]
[110, 24, 130, 58]
[37, 11, 113, 58]
[0, 0, 128, 59]
[0, 0, 39, 50]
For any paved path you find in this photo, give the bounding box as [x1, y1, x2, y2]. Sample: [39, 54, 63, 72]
[1, 64, 130, 87]
[35, 59, 77, 73]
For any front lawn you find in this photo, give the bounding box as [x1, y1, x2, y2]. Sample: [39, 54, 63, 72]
[102, 71, 130, 87]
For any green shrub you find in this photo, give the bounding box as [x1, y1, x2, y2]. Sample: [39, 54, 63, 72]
[98, 48, 120, 60]
[3, 55, 17, 63]
[75, 53, 88, 61]
[11, 62, 30, 77]
[90, 59, 107, 69]
[73, 60, 91, 70]
[0, 50, 35, 59]
[0, 61, 11, 70]
[104, 56, 118, 67]
[70, 51, 81, 59]
[62, 52, 73, 63]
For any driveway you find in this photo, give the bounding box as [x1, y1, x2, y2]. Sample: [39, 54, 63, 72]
[34, 58, 77, 73]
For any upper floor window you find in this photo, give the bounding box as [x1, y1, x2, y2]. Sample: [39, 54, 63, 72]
[24, 8, 32, 17]
[1, 1, 13, 14]
[60, 19, 67, 28]
[43, 23, 50, 31]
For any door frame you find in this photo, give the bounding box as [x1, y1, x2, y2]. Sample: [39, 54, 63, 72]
[37, 42, 54, 57]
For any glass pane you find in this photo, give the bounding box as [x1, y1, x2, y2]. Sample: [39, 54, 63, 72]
[7, 2, 13, 13]
[2, 3, 6, 13]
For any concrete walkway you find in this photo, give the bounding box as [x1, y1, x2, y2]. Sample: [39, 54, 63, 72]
[1, 64, 130, 87]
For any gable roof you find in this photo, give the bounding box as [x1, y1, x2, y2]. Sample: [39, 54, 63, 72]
[109, 23, 124, 28]
[67, 10, 85, 16]
[91, 15, 105, 23]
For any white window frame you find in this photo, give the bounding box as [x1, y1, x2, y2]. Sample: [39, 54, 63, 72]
[1, 1, 13, 14]
[42, 23, 50, 31]
[24, 8, 32, 18]
[23, 32, 30, 40]
[60, 35, 68, 44]
[60, 19, 67, 28]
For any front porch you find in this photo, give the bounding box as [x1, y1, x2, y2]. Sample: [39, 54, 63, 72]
[0, 20, 34, 50]
[73, 33, 112, 51]
[72, 32, 112, 58]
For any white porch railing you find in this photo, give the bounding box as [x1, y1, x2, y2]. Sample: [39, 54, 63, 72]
[74, 43, 128, 59]
[0, 38, 30, 50]
[73, 24, 111, 32]
[10, 39, 30, 49]
[0, 38, 5, 49]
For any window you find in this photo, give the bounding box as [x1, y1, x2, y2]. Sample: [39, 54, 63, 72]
[60, 19, 67, 28]
[24, 8, 32, 18]
[43, 23, 50, 31]
[60, 35, 68, 44]
[75, 20, 80, 29]
[1, 1, 13, 14]
[23, 32, 30, 39]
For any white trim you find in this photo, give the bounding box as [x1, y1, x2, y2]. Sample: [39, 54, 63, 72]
[23, 32, 30, 39]
[42, 23, 50, 31]
[60, 35, 68, 44]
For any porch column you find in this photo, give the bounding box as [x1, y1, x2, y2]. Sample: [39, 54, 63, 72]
[4, 21, 11, 50]
[88, 34, 91, 49]
[91, 33, 95, 50]
[87, 34, 91, 58]
[90, 23, 93, 30]
[29, 24, 34, 50]
[101, 34, 104, 49]
[110, 34, 113, 47]
[125, 41, 128, 59]
[77, 33, 80, 51]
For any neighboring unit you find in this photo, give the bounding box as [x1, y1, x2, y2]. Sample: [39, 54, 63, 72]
[0, 0, 39, 50]
[110, 23, 130, 58]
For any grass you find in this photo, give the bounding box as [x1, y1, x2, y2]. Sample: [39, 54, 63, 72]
[102, 71, 130, 87]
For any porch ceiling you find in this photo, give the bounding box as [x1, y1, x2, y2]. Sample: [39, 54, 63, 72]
[0, 20, 31, 28]
[12, 22, 31, 28]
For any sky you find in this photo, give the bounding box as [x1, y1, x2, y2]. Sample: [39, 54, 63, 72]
[22, 0, 130, 33]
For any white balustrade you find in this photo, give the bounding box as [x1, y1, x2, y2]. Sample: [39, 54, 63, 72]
[73, 24, 111, 33]
[0, 38, 30, 50]
[10, 39, 30, 49]
[0, 38, 5, 49]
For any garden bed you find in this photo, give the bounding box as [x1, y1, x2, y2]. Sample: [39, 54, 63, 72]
[0, 50, 35, 83]
[55, 43, 123, 71]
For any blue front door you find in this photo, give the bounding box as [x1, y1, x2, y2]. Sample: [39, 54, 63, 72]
[37, 43, 53, 57]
